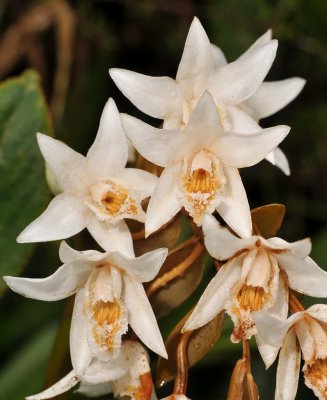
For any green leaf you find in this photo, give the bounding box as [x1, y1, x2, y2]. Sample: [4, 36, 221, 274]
[0, 70, 52, 294]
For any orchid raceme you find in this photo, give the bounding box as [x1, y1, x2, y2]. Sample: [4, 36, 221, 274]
[110, 17, 305, 175]
[4, 242, 168, 376]
[254, 305, 327, 400]
[183, 214, 327, 344]
[17, 98, 158, 256]
[122, 92, 289, 238]
[25, 340, 158, 400]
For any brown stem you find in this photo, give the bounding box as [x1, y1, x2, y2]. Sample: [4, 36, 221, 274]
[168, 236, 200, 256]
[173, 331, 192, 395]
[146, 242, 204, 298]
[242, 339, 251, 372]
[289, 291, 305, 313]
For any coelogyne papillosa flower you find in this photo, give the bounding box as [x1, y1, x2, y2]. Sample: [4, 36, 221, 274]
[183, 214, 327, 347]
[17, 98, 158, 256]
[24, 340, 157, 400]
[4, 242, 168, 382]
[254, 305, 327, 400]
[122, 92, 289, 238]
[110, 17, 305, 175]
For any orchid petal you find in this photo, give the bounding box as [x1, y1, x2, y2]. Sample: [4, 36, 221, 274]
[209, 40, 278, 104]
[109, 68, 182, 119]
[210, 44, 227, 68]
[59, 241, 104, 264]
[77, 382, 113, 398]
[266, 147, 290, 175]
[186, 92, 224, 143]
[183, 257, 242, 331]
[122, 275, 167, 358]
[145, 163, 181, 237]
[176, 17, 215, 99]
[307, 304, 327, 324]
[109, 248, 168, 282]
[227, 106, 261, 134]
[17, 194, 88, 243]
[87, 219, 134, 257]
[240, 30, 272, 57]
[26, 370, 79, 400]
[4, 262, 91, 301]
[266, 237, 312, 258]
[276, 253, 327, 297]
[216, 166, 252, 238]
[117, 168, 158, 198]
[36, 133, 87, 191]
[83, 357, 128, 384]
[70, 288, 92, 375]
[87, 98, 128, 178]
[275, 330, 301, 400]
[202, 214, 256, 260]
[121, 114, 185, 167]
[216, 125, 290, 168]
[245, 78, 306, 120]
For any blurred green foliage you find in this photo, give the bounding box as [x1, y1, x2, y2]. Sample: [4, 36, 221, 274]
[0, 0, 326, 399]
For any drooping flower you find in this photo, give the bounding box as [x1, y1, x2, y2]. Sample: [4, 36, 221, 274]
[122, 92, 289, 238]
[17, 98, 158, 256]
[254, 305, 327, 400]
[183, 214, 327, 346]
[4, 242, 168, 377]
[110, 17, 305, 175]
[25, 340, 158, 400]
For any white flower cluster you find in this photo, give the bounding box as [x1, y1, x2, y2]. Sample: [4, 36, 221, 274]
[3, 17, 327, 400]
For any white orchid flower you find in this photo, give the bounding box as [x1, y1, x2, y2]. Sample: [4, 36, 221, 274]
[122, 92, 289, 238]
[183, 214, 327, 345]
[4, 242, 168, 376]
[17, 98, 158, 257]
[254, 305, 327, 400]
[161, 395, 191, 400]
[110, 17, 305, 175]
[24, 340, 158, 400]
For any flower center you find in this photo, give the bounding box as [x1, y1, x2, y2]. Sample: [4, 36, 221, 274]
[236, 285, 269, 311]
[182, 151, 225, 224]
[87, 180, 139, 222]
[304, 358, 327, 399]
[92, 299, 126, 352]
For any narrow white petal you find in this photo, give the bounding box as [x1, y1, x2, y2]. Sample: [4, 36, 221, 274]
[253, 312, 302, 350]
[82, 356, 128, 384]
[209, 40, 278, 104]
[275, 331, 301, 400]
[26, 370, 79, 400]
[245, 78, 306, 120]
[70, 288, 92, 375]
[307, 304, 327, 324]
[87, 98, 128, 178]
[216, 166, 252, 238]
[17, 194, 88, 243]
[216, 125, 290, 168]
[256, 333, 280, 370]
[121, 114, 185, 167]
[202, 214, 256, 260]
[227, 106, 261, 134]
[109, 248, 168, 283]
[240, 30, 273, 57]
[267, 237, 312, 258]
[183, 257, 242, 331]
[87, 219, 134, 257]
[59, 242, 106, 264]
[145, 163, 181, 237]
[276, 253, 327, 297]
[109, 68, 182, 119]
[176, 17, 215, 98]
[118, 168, 158, 198]
[36, 133, 87, 191]
[266, 147, 291, 175]
[185, 92, 223, 143]
[77, 382, 113, 398]
[4, 262, 91, 301]
[210, 44, 227, 68]
[122, 275, 167, 358]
